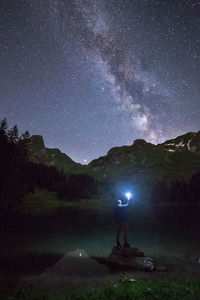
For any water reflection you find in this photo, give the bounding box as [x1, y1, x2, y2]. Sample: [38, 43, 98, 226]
[0, 206, 200, 282]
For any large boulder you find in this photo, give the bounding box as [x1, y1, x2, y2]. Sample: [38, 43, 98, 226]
[103, 246, 155, 271]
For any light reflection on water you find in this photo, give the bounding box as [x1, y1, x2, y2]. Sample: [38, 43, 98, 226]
[1, 207, 200, 281]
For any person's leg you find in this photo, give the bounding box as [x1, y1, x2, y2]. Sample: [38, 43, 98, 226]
[116, 223, 122, 246]
[124, 223, 128, 243]
[123, 223, 130, 247]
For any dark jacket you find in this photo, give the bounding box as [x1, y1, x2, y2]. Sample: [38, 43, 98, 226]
[113, 202, 129, 224]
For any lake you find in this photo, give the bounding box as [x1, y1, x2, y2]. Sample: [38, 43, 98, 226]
[1, 205, 200, 295]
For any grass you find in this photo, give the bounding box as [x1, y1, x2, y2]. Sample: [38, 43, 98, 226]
[1, 279, 200, 299]
[20, 188, 80, 216]
[19, 188, 113, 217]
[20, 184, 199, 218]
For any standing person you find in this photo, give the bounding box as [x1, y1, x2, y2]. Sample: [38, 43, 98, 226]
[113, 197, 130, 247]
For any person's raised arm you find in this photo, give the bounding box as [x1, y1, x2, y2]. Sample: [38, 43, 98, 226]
[118, 199, 130, 207]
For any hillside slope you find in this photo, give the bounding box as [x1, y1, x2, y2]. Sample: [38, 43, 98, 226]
[28, 135, 82, 173]
[87, 131, 200, 182]
[28, 131, 200, 187]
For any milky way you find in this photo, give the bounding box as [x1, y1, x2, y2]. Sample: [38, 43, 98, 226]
[1, 0, 200, 163]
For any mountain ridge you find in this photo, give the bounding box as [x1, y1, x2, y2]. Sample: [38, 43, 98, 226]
[28, 135, 82, 173]
[28, 131, 200, 181]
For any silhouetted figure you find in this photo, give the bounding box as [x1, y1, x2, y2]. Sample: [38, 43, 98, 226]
[113, 199, 130, 247]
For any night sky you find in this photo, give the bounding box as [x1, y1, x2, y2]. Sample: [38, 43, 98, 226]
[1, 0, 200, 163]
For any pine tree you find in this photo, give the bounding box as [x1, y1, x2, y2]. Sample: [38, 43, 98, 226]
[0, 118, 8, 135]
[18, 130, 31, 158]
[7, 124, 19, 143]
[21, 130, 30, 140]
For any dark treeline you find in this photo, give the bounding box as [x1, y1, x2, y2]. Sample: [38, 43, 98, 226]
[99, 172, 200, 206]
[0, 118, 30, 214]
[151, 175, 200, 204]
[27, 163, 98, 200]
[0, 118, 98, 215]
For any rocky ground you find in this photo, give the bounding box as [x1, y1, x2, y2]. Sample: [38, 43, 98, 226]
[1, 246, 200, 297]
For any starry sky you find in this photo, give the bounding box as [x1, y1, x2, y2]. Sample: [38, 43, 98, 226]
[1, 0, 200, 163]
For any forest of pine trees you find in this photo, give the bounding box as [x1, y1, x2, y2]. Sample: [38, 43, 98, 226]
[0, 118, 98, 216]
[150, 175, 200, 204]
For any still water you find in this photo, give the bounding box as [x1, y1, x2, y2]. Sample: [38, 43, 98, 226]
[1, 206, 200, 294]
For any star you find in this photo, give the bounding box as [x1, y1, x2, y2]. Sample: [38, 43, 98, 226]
[0, 0, 199, 163]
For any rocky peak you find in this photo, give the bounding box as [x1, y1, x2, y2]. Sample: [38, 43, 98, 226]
[29, 135, 45, 152]
[162, 131, 200, 154]
[28, 135, 82, 172]
[132, 139, 154, 149]
[132, 139, 147, 146]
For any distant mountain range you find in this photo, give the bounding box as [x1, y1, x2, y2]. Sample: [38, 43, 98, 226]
[27, 132, 200, 226]
[28, 131, 200, 185]
[28, 135, 81, 173]
[88, 131, 200, 182]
